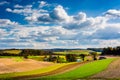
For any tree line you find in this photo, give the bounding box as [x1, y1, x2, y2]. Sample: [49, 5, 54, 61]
[0, 49, 52, 56]
[102, 46, 120, 55]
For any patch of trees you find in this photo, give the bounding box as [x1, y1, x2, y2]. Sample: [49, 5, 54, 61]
[90, 52, 98, 60]
[87, 48, 103, 52]
[0, 49, 53, 56]
[79, 54, 86, 61]
[66, 54, 77, 62]
[102, 46, 120, 55]
[20, 49, 53, 56]
[0, 50, 20, 56]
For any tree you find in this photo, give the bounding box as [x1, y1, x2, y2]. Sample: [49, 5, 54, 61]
[79, 54, 86, 61]
[90, 52, 98, 60]
[66, 54, 76, 62]
[20, 49, 29, 59]
[102, 46, 120, 55]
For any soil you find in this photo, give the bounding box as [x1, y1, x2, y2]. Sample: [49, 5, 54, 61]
[0, 58, 54, 74]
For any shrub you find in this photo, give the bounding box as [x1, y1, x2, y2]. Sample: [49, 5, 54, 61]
[79, 54, 86, 61]
[66, 54, 77, 62]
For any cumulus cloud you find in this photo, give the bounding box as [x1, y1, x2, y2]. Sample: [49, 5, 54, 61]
[49, 5, 70, 22]
[25, 5, 70, 24]
[7, 8, 32, 16]
[12, 26, 76, 42]
[23, 5, 108, 31]
[3, 2, 120, 48]
[6, 5, 33, 16]
[38, 1, 48, 8]
[0, 29, 8, 37]
[14, 4, 23, 8]
[0, 19, 18, 26]
[105, 9, 120, 18]
[0, 1, 9, 6]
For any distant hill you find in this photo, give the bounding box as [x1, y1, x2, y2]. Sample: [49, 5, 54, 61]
[87, 48, 103, 52]
[45, 48, 85, 52]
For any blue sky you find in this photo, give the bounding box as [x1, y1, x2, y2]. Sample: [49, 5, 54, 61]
[0, 0, 120, 49]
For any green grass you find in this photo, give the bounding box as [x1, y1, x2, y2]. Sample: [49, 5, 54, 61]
[34, 58, 116, 80]
[54, 50, 101, 55]
[28, 56, 42, 61]
[13, 57, 24, 62]
[0, 62, 75, 79]
[3, 50, 21, 54]
[0, 56, 24, 62]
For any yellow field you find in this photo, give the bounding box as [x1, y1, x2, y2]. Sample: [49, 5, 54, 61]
[3, 50, 21, 54]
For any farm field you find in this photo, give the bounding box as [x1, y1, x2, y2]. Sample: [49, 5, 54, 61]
[91, 57, 120, 79]
[0, 57, 76, 79]
[0, 56, 119, 80]
[2, 50, 21, 54]
[54, 50, 93, 55]
[0, 49, 119, 80]
[33, 58, 116, 80]
[53, 50, 101, 55]
[0, 58, 54, 74]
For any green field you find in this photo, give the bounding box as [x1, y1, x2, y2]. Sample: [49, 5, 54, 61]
[3, 50, 21, 54]
[54, 50, 101, 55]
[0, 62, 75, 79]
[34, 58, 115, 80]
[28, 56, 42, 61]
[0, 56, 24, 62]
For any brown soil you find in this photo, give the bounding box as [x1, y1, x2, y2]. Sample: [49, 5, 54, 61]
[0, 58, 54, 74]
[12, 61, 91, 80]
[91, 58, 120, 79]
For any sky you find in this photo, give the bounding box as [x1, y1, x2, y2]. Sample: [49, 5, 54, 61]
[0, 0, 120, 49]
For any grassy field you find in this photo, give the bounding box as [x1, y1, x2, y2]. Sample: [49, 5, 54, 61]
[3, 50, 21, 54]
[0, 62, 75, 79]
[28, 56, 42, 61]
[0, 56, 24, 62]
[54, 50, 101, 55]
[34, 58, 116, 80]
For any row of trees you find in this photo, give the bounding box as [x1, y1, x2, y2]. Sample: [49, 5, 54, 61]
[0, 49, 52, 56]
[102, 46, 120, 55]
[20, 49, 52, 55]
[42, 52, 98, 63]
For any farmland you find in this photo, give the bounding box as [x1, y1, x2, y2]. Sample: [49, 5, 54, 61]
[3, 50, 21, 54]
[0, 49, 119, 80]
[34, 58, 115, 80]
[53, 50, 101, 55]
[0, 61, 74, 79]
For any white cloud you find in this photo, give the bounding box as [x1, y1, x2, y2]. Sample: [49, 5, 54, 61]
[6, 8, 12, 12]
[90, 23, 120, 39]
[14, 4, 23, 8]
[6, 5, 33, 16]
[3, 2, 120, 49]
[99, 39, 120, 48]
[105, 9, 120, 18]
[0, 1, 9, 6]
[25, 5, 70, 24]
[39, 1, 47, 8]
[0, 29, 8, 37]
[0, 19, 18, 26]
[50, 5, 70, 22]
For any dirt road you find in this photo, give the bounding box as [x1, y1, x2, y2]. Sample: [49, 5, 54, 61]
[91, 58, 120, 79]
